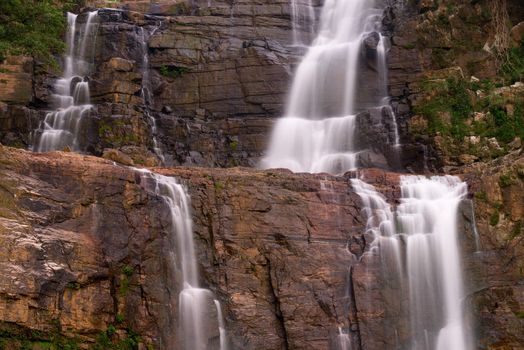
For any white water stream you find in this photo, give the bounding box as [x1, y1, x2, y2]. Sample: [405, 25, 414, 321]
[351, 176, 471, 350]
[32, 11, 98, 152]
[261, 0, 396, 173]
[139, 25, 166, 164]
[138, 170, 228, 350]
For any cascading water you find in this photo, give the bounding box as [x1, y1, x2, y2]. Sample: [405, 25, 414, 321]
[290, 0, 316, 46]
[351, 176, 472, 350]
[32, 11, 98, 152]
[399, 176, 470, 350]
[261, 0, 392, 174]
[138, 25, 165, 164]
[137, 170, 227, 350]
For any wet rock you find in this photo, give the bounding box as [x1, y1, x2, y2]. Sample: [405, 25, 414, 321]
[363, 32, 380, 50]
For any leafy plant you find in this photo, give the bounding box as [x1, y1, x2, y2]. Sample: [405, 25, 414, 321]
[159, 65, 190, 79]
[501, 41, 524, 83]
[0, 1, 77, 65]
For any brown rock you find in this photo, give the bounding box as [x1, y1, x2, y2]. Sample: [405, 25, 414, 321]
[510, 21, 524, 46]
[0, 56, 33, 104]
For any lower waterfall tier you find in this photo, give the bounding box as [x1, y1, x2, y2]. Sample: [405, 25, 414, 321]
[0, 146, 522, 349]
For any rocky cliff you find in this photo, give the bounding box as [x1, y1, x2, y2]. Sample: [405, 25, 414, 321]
[0, 0, 523, 349]
[0, 146, 522, 349]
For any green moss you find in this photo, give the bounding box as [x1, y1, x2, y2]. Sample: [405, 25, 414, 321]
[98, 119, 141, 147]
[92, 327, 141, 350]
[499, 174, 513, 188]
[229, 140, 239, 151]
[159, 65, 190, 79]
[509, 222, 522, 240]
[489, 210, 500, 226]
[115, 314, 125, 324]
[66, 282, 80, 290]
[515, 311, 524, 319]
[474, 191, 488, 201]
[214, 181, 224, 192]
[122, 265, 134, 277]
[0, 320, 80, 350]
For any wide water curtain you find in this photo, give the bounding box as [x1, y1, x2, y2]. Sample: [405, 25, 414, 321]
[33, 11, 98, 152]
[352, 176, 472, 350]
[399, 176, 471, 350]
[261, 0, 386, 174]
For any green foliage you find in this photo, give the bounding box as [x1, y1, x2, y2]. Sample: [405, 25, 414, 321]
[489, 210, 500, 226]
[159, 65, 190, 79]
[501, 40, 524, 84]
[0, 320, 80, 349]
[115, 314, 125, 324]
[415, 76, 524, 154]
[93, 327, 140, 350]
[509, 221, 522, 240]
[474, 191, 487, 202]
[0, 0, 76, 64]
[499, 174, 513, 188]
[415, 78, 473, 137]
[229, 140, 239, 151]
[98, 119, 140, 147]
[122, 265, 134, 277]
[214, 181, 224, 192]
[66, 281, 81, 290]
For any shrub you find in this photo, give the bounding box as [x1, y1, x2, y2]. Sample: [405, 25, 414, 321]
[159, 65, 190, 78]
[501, 40, 524, 84]
[0, 1, 76, 64]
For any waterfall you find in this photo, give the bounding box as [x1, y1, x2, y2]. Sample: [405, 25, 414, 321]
[138, 25, 166, 164]
[290, 0, 315, 47]
[351, 176, 472, 350]
[399, 176, 470, 350]
[32, 11, 98, 152]
[137, 170, 227, 350]
[261, 0, 390, 174]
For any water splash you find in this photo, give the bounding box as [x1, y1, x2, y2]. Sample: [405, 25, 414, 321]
[32, 11, 99, 152]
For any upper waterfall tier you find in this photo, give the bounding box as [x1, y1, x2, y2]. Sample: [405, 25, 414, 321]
[261, 0, 396, 174]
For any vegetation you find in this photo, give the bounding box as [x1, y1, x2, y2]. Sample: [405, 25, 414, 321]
[119, 265, 134, 297]
[93, 326, 140, 350]
[501, 40, 524, 84]
[0, 320, 80, 349]
[98, 119, 141, 147]
[414, 78, 473, 138]
[159, 65, 190, 79]
[414, 76, 524, 155]
[489, 210, 500, 226]
[0, 1, 78, 65]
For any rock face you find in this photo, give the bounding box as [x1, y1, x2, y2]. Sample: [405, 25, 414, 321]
[461, 150, 524, 350]
[0, 146, 522, 349]
[0, 146, 365, 349]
